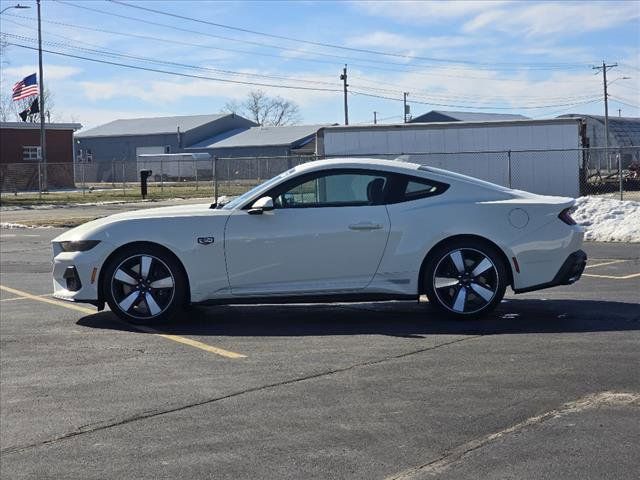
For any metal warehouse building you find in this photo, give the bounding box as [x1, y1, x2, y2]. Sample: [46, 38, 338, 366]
[559, 114, 640, 148]
[186, 124, 331, 180]
[409, 110, 530, 123]
[187, 124, 330, 158]
[75, 113, 256, 181]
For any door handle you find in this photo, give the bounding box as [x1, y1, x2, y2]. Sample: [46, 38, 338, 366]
[349, 222, 383, 231]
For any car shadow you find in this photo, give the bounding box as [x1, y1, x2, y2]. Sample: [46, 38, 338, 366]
[76, 298, 640, 338]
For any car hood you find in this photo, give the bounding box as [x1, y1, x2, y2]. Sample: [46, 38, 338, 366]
[52, 203, 230, 242]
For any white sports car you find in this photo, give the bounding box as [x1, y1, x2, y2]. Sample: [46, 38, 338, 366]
[52, 158, 586, 323]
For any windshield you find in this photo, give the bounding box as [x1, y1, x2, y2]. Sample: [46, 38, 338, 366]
[221, 168, 297, 210]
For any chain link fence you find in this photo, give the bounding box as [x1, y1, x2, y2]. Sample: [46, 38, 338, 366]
[2, 148, 639, 204]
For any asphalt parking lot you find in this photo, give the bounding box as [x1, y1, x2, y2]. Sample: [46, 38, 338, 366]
[1, 229, 638, 479]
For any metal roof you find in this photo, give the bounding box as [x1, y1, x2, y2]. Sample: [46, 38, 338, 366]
[76, 114, 232, 138]
[410, 110, 529, 123]
[188, 124, 331, 149]
[1, 122, 82, 131]
[559, 114, 640, 146]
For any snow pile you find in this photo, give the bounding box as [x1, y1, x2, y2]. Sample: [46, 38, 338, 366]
[1, 222, 31, 229]
[0, 222, 55, 229]
[573, 196, 640, 242]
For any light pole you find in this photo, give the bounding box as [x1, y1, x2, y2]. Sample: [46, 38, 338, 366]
[0, 4, 30, 15]
[36, 0, 48, 191]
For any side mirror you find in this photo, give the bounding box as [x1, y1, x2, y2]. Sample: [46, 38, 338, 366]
[248, 196, 274, 215]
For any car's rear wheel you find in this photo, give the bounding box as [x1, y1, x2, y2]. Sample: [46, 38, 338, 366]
[103, 245, 186, 324]
[424, 239, 507, 319]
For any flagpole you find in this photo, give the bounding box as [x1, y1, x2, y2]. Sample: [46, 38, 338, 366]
[37, 0, 47, 191]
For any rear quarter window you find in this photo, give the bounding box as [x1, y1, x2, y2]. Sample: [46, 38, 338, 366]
[387, 175, 449, 204]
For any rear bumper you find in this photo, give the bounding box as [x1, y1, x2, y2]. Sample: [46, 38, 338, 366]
[513, 250, 587, 294]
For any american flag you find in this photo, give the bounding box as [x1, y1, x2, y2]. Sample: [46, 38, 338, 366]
[12, 73, 39, 101]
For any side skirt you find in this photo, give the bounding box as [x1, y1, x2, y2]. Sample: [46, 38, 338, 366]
[192, 293, 417, 306]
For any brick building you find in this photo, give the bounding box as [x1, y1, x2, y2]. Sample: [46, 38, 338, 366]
[0, 122, 82, 191]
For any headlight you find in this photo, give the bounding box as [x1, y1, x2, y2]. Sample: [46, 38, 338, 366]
[57, 240, 101, 252]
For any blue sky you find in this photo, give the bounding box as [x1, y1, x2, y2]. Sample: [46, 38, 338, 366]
[1, 0, 638, 130]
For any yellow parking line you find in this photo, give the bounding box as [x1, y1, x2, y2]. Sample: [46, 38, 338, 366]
[585, 259, 629, 269]
[0, 285, 246, 359]
[583, 273, 640, 280]
[0, 293, 52, 303]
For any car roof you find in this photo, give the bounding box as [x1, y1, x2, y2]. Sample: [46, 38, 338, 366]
[293, 157, 516, 194]
[294, 157, 423, 174]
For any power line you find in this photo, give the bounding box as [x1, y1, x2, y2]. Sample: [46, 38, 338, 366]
[609, 96, 640, 109]
[50, 0, 404, 69]
[1, 31, 341, 88]
[4, 42, 343, 93]
[4, 13, 601, 83]
[103, 0, 593, 70]
[3, 20, 602, 107]
[619, 62, 640, 72]
[530, 98, 602, 119]
[5, 36, 600, 112]
[56, 0, 510, 73]
[349, 90, 602, 110]
[349, 81, 601, 105]
[610, 81, 640, 94]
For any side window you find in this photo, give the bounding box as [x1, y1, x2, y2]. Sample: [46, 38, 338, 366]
[404, 180, 438, 199]
[273, 172, 388, 208]
[387, 174, 449, 203]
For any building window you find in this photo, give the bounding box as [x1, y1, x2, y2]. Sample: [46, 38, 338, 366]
[22, 146, 41, 162]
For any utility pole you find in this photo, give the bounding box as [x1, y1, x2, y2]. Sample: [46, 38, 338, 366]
[403, 92, 409, 123]
[340, 65, 349, 125]
[593, 61, 617, 171]
[37, 0, 47, 191]
[373, 111, 377, 125]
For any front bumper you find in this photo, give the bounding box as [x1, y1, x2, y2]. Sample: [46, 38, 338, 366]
[513, 250, 587, 294]
[52, 241, 112, 305]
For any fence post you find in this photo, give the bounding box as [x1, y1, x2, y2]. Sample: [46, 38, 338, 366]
[213, 156, 218, 202]
[160, 159, 164, 193]
[37, 162, 42, 199]
[618, 150, 623, 201]
[194, 159, 198, 191]
[122, 162, 126, 196]
[507, 150, 512, 188]
[81, 162, 86, 196]
[111, 161, 116, 188]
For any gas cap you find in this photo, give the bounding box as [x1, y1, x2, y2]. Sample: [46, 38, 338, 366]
[509, 208, 529, 229]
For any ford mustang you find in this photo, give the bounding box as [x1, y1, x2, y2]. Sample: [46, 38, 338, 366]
[51, 158, 586, 323]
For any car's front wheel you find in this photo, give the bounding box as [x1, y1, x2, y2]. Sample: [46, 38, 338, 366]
[423, 239, 508, 319]
[103, 245, 186, 324]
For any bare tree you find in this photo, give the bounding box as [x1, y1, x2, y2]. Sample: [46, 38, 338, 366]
[0, 87, 55, 123]
[224, 90, 301, 126]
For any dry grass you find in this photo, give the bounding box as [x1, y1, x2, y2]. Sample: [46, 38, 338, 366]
[0, 183, 253, 206]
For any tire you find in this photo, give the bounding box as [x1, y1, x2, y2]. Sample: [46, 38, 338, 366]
[423, 239, 508, 319]
[102, 244, 187, 324]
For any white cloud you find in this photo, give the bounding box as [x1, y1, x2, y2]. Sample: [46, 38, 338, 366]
[78, 73, 338, 108]
[1, 65, 82, 82]
[463, 2, 640, 37]
[347, 31, 474, 52]
[355, 1, 638, 38]
[354, 1, 511, 23]
[348, 64, 605, 116]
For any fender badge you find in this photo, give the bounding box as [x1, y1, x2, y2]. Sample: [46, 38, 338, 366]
[197, 236, 215, 245]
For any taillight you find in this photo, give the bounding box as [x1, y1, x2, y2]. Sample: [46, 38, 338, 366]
[559, 207, 577, 225]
